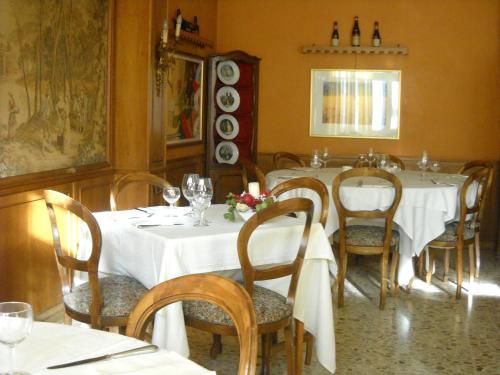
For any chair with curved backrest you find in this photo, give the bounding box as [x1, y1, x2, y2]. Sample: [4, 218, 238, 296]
[425, 167, 491, 299]
[240, 159, 266, 192]
[183, 198, 314, 375]
[110, 172, 172, 211]
[271, 177, 329, 229]
[457, 160, 494, 278]
[126, 274, 258, 375]
[271, 177, 328, 367]
[273, 152, 306, 170]
[388, 155, 406, 170]
[43, 190, 147, 330]
[332, 168, 402, 310]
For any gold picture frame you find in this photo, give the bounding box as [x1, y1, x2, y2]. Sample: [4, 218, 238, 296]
[164, 52, 204, 146]
[310, 69, 401, 139]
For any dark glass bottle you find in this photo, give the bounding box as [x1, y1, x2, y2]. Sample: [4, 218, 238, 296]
[351, 16, 360, 47]
[372, 21, 381, 47]
[331, 21, 339, 47]
[194, 16, 199, 34]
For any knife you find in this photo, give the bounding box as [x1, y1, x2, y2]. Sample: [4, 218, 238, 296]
[47, 344, 158, 369]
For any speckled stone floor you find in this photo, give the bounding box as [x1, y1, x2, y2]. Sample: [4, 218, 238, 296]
[186, 247, 500, 375]
[42, 246, 500, 374]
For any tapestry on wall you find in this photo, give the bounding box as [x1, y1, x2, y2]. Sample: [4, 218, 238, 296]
[0, 0, 109, 178]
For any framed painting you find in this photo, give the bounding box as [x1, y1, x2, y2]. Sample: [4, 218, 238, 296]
[310, 69, 401, 139]
[164, 52, 204, 146]
[0, 0, 112, 178]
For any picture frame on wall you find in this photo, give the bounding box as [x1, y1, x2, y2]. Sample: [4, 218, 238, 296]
[0, 0, 112, 179]
[164, 52, 204, 146]
[310, 69, 401, 139]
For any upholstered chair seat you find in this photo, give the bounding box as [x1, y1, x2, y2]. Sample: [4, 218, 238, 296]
[183, 284, 292, 326]
[433, 222, 475, 243]
[332, 225, 400, 248]
[64, 275, 147, 317]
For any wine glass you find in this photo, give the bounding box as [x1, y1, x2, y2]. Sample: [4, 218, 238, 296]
[322, 147, 330, 167]
[367, 148, 376, 166]
[430, 161, 441, 173]
[192, 178, 213, 226]
[417, 151, 429, 180]
[163, 187, 180, 216]
[0, 302, 33, 375]
[310, 150, 322, 170]
[377, 154, 388, 170]
[182, 174, 199, 216]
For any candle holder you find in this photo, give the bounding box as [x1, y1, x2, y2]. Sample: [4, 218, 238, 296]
[155, 39, 175, 96]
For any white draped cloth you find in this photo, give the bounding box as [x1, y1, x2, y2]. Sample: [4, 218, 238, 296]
[0, 322, 214, 374]
[266, 168, 469, 285]
[81, 205, 337, 374]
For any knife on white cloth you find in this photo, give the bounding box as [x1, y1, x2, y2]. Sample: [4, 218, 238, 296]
[47, 344, 158, 369]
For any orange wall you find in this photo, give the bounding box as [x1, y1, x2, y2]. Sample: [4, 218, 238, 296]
[216, 0, 499, 161]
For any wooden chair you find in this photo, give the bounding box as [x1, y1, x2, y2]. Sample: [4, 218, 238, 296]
[270, 177, 329, 229]
[110, 172, 172, 211]
[273, 152, 306, 170]
[183, 198, 314, 375]
[424, 167, 490, 299]
[457, 160, 494, 278]
[388, 155, 406, 170]
[332, 168, 402, 310]
[43, 190, 147, 330]
[241, 159, 266, 192]
[126, 274, 258, 375]
[271, 177, 328, 367]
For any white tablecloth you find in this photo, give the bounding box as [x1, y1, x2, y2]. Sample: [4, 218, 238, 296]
[83, 205, 337, 374]
[266, 168, 468, 285]
[0, 322, 214, 374]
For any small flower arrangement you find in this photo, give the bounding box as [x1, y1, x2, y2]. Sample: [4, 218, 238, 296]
[224, 191, 275, 222]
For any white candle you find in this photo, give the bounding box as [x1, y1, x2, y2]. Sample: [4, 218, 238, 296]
[162, 19, 169, 44]
[248, 182, 260, 198]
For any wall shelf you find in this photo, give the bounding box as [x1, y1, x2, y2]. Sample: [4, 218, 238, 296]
[302, 45, 408, 55]
[169, 29, 214, 49]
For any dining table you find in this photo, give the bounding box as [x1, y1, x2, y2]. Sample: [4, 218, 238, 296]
[266, 167, 470, 287]
[0, 321, 215, 374]
[80, 204, 337, 374]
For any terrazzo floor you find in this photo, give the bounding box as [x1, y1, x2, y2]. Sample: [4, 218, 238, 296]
[42, 247, 500, 374]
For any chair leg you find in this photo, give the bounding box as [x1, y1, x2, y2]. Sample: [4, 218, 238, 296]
[474, 232, 481, 278]
[426, 247, 434, 284]
[443, 249, 450, 283]
[260, 334, 272, 375]
[390, 251, 400, 296]
[304, 332, 313, 365]
[284, 326, 295, 375]
[210, 334, 223, 359]
[468, 243, 475, 284]
[418, 252, 424, 278]
[379, 253, 388, 310]
[295, 319, 305, 375]
[456, 245, 463, 300]
[337, 248, 347, 308]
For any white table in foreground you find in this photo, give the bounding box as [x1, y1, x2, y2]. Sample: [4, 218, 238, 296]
[267, 168, 467, 285]
[88, 204, 337, 374]
[0, 322, 214, 374]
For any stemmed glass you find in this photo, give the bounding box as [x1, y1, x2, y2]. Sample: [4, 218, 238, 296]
[192, 178, 213, 226]
[163, 187, 180, 216]
[0, 302, 33, 375]
[310, 150, 322, 170]
[416, 151, 429, 180]
[367, 148, 376, 167]
[322, 147, 330, 168]
[377, 154, 388, 171]
[182, 174, 199, 216]
[430, 161, 440, 173]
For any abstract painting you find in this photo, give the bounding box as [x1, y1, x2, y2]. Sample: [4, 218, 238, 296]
[0, 0, 110, 178]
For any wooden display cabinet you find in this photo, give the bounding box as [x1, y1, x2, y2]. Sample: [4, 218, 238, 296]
[205, 51, 260, 203]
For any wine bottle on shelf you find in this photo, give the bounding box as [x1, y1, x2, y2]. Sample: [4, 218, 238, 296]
[175, 8, 182, 41]
[351, 16, 360, 47]
[194, 16, 199, 34]
[331, 21, 340, 47]
[372, 21, 381, 47]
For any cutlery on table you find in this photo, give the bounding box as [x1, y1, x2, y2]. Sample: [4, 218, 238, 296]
[136, 223, 184, 228]
[47, 344, 158, 369]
